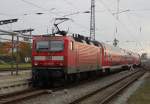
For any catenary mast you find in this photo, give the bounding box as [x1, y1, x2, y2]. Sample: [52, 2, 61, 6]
[90, 0, 95, 40]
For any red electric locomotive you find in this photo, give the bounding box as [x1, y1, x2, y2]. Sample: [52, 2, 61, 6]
[32, 34, 140, 87]
[32, 34, 101, 86]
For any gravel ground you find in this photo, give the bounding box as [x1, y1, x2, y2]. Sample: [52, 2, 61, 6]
[109, 71, 149, 104]
[14, 70, 139, 104]
[127, 71, 150, 104]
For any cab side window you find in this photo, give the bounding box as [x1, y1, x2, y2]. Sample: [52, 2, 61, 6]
[70, 41, 74, 50]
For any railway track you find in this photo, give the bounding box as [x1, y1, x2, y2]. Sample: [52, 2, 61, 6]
[70, 70, 145, 104]
[0, 69, 31, 77]
[0, 89, 48, 104]
[0, 69, 145, 104]
[0, 78, 31, 95]
[0, 67, 31, 72]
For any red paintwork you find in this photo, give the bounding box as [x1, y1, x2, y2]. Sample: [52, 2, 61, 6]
[100, 43, 140, 68]
[32, 36, 68, 68]
[32, 35, 140, 74]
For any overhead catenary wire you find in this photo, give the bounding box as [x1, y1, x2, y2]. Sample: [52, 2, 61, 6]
[0, 0, 147, 53]
[0, 0, 104, 36]
[125, 13, 142, 34]
[63, 0, 79, 10]
[21, 0, 95, 35]
[21, 0, 46, 10]
[97, 0, 145, 52]
[98, 0, 144, 52]
[21, 0, 60, 16]
[129, 9, 150, 12]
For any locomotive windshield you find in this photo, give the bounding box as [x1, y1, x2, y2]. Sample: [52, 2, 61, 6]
[36, 41, 49, 50]
[50, 41, 64, 51]
[36, 40, 64, 52]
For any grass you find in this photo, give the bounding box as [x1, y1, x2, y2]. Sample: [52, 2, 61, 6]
[0, 63, 31, 69]
[127, 72, 150, 104]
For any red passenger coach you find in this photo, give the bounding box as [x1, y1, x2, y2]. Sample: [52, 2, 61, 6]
[99, 43, 140, 72]
[32, 34, 140, 87]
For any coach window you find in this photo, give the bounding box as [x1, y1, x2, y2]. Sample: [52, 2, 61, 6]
[70, 41, 74, 50]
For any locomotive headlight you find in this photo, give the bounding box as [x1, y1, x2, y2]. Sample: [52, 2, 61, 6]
[52, 56, 64, 61]
[34, 62, 38, 66]
[34, 56, 46, 61]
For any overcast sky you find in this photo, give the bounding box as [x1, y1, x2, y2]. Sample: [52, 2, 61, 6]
[0, 0, 150, 55]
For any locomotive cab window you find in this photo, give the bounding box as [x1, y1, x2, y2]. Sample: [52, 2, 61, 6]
[36, 41, 49, 51]
[105, 52, 107, 57]
[70, 41, 74, 50]
[36, 40, 64, 52]
[50, 40, 64, 52]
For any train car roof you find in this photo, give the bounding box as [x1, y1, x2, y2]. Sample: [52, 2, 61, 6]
[32, 34, 139, 55]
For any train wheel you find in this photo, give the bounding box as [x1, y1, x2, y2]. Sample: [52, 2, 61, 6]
[32, 76, 40, 88]
[75, 73, 80, 82]
[77, 73, 80, 81]
[67, 74, 74, 83]
[105, 68, 110, 75]
[32, 80, 38, 88]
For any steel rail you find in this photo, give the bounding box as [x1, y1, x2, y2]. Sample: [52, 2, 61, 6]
[0, 69, 144, 104]
[99, 70, 145, 104]
[0, 67, 31, 72]
[0, 89, 48, 104]
[70, 69, 145, 104]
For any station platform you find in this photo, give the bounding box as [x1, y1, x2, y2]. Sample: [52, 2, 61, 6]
[0, 71, 31, 95]
[0, 70, 31, 84]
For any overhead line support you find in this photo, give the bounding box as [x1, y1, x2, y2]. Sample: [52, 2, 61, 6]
[90, 0, 95, 40]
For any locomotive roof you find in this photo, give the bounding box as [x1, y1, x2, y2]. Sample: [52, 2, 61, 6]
[32, 34, 139, 56]
[71, 34, 102, 47]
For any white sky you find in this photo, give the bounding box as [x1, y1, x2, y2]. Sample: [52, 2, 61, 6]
[0, 0, 150, 55]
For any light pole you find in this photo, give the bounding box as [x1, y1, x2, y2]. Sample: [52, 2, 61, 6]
[0, 19, 18, 75]
[14, 29, 34, 75]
